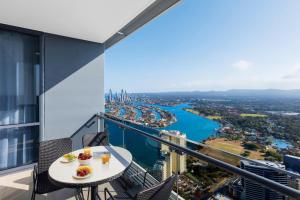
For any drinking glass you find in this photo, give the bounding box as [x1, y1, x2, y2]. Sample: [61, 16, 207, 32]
[102, 153, 110, 164]
[84, 147, 91, 155]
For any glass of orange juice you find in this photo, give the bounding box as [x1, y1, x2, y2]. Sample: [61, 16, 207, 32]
[83, 147, 91, 155]
[102, 153, 110, 164]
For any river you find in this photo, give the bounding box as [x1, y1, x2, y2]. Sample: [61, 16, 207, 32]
[153, 103, 220, 141]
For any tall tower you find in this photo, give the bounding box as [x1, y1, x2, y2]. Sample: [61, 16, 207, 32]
[241, 160, 288, 200]
[160, 130, 187, 180]
[283, 155, 300, 192]
[124, 90, 128, 103]
[108, 89, 113, 103]
[115, 92, 118, 102]
[120, 89, 124, 103]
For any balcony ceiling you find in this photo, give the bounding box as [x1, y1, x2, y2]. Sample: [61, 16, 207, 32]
[0, 0, 157, 43]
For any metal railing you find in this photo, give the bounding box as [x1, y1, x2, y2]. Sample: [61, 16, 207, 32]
[99, 113, 300, 200]
[103, 113, 300, 179]
[70, 114, 184, 199]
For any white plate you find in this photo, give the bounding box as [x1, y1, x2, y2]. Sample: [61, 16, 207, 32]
[72, 172, 92, 179]
[59, 157, 76, 163]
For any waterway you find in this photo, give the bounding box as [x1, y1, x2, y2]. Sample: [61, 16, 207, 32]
[106, 102, 292, 170]
[108, 103, 291, 148]
[106, 102, 220, 169]
[153, 103, 220, 142]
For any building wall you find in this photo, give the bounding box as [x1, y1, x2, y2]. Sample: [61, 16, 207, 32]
[284, 155, 300, 173]
[160, 131, 187, 179]
[241, 160, 288, 200]
[41, 34, 104, 141]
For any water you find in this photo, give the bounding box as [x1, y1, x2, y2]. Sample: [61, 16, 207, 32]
[106, 120, 161, 169]
[119, 108, 126, 116]
[106, 103, 221, 169]
[106, 103, 295, 172]
[135, 107, 142, 119]
[153, 110, 161, 120]
[154, 103, 220, 142]
[273, 139, 292, 149]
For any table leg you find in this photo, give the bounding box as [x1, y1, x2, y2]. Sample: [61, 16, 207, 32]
[91, 186, 100, 200]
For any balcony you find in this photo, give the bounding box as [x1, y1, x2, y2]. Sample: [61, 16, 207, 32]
[0, 161, 179, 200]
[1, 114, 299, 200]
[1, 0, 300, 199]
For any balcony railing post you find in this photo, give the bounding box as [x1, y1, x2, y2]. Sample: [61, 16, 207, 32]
[97, 113, 104, 132]
[122, 127, 126, 148]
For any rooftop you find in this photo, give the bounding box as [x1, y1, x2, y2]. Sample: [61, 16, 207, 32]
[242, 160, 285, 170]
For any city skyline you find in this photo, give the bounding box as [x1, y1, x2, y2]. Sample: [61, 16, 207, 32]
[105, 0, 300, 93]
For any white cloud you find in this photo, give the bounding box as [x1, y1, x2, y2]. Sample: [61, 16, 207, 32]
[282, 64, 300, 79]
[233, 60, 252, 71]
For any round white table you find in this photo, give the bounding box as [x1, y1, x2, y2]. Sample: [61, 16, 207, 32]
[48, 146, 132, 200]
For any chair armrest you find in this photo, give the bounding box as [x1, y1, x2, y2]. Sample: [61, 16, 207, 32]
[104, 188, 115, 200]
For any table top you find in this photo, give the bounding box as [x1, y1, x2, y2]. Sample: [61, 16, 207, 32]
[48, 146, 132, 188]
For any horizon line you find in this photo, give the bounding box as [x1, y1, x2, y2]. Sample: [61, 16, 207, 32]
[105, 88, 300, 94]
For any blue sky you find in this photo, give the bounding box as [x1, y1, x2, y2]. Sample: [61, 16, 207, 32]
[105, 0, 300, 93]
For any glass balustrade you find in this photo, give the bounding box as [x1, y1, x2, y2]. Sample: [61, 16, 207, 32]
[71, 114, 300, 199]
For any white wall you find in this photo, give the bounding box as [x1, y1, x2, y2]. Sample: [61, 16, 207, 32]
[41, 34, 104, 141]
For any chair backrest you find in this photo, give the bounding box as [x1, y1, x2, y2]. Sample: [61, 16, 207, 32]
[82, 132, 108, 147]
[136, 175, 177, 200]
[38, 138, 72, 174]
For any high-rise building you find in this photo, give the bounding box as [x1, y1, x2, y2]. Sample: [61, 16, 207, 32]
[160, 130, 187, 180]
[108, 89, 113, 103]
[229, 178, 243, 200]
[284, 155, 300, 173]
[124, 90, 127, 102]
[283, 155, 300, 192]
[241, 160, 288, 200]
[120, 89, 124, 103]
[115, 92, 119, 102]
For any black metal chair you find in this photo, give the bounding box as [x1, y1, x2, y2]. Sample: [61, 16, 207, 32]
[114, 163, 149, 196]
[31, 138, 82, 200]
[104, 175, 177, 200]
[82, 131, 109, 147]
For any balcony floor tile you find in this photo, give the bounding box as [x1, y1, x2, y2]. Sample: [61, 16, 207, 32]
[0, 168, 123, 200]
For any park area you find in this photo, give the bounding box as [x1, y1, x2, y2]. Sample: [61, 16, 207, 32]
[204, 138, 264, 161]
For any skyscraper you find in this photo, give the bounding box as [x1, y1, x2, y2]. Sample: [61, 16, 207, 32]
[284, 155, 300, 173]
[284, 155, 300, 191]
[241, 160, 288, 200]
[108, 89, 113, 103]
[120, 89, 124, 103]
[115, 92, 118, 102]
[160, 130, 187, 180]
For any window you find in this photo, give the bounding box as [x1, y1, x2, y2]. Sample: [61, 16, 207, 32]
[0, 29, 40, 170]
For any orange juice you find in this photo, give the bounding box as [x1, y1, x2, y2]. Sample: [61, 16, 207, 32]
[83, 147, 91, 156]
[102, 154, 110, 164]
